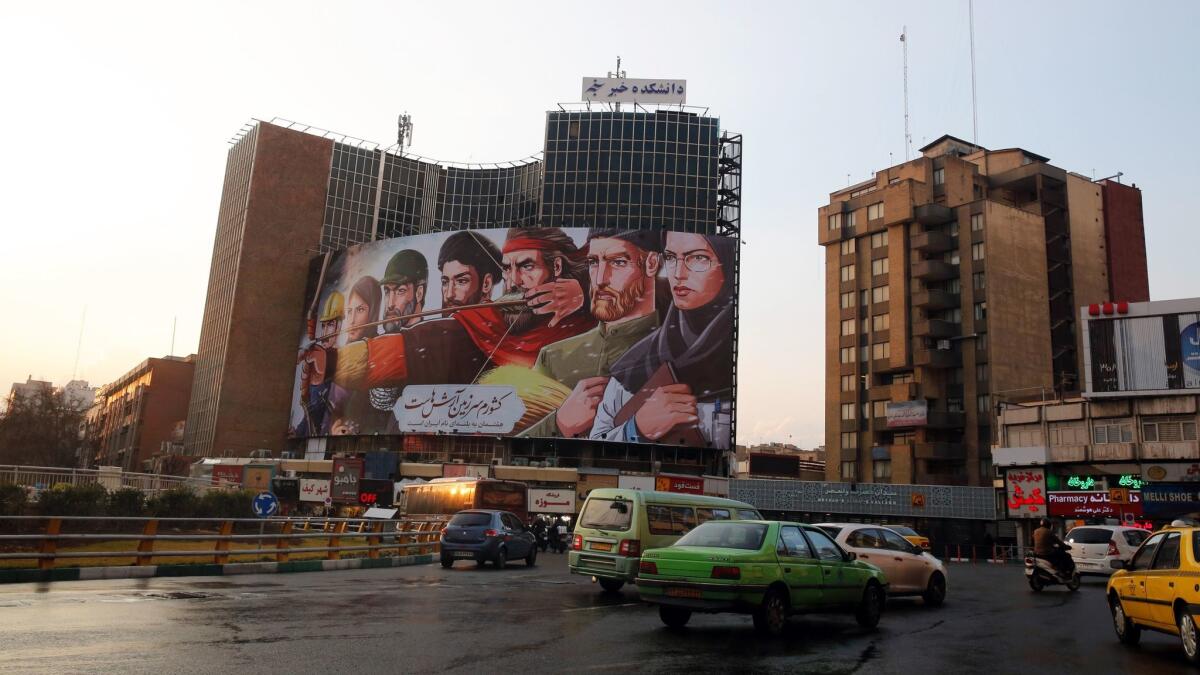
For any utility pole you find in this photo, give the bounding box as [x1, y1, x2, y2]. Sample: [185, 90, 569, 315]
[608, 56, 626, 112]
[901, 27, 912, 161]
[397, 112, 413, 149]
[71, 306, 86, 381]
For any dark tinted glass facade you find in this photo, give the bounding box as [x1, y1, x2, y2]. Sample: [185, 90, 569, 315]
[541, 110, 721, 232]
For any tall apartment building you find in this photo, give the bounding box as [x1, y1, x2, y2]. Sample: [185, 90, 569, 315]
[186, 107, 742, 471]
[819, 134, 1149, 487]
[84, 356, 196, 471]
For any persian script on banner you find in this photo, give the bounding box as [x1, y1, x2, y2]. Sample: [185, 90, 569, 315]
[396, 385, 527, 434]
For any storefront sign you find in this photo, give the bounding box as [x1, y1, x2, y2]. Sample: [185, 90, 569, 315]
[243, 465, 274, 491]
[299, 479, 331, 502]
[655, 475, 704, 495]
[1144, 463, 1200, 483]
[211, 465, 243, 486]
[885, 400, 928, 428]
[911, 493, 926, 508]
[1048, 491, 1143, 519]
[618, 475, 655, 491]
[331, 458, 364, 504]
[1143, 483, 1200, 520]
[528, 489, 576, 514]
[358, 479, 394, 508]
[1066, 475, 1097, 490]
[1006, 469, 1047, 518]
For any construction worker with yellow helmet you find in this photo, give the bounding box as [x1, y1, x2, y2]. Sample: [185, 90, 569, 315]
[316, 291, 344, 348]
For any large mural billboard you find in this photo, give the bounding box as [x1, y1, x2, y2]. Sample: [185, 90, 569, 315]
[290, 227, 736, 449]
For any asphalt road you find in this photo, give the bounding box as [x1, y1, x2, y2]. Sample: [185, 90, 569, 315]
[0, 554, 1194, 674]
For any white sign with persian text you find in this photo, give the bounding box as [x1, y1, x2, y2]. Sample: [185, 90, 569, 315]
[582, 77, 686, 104]
[298, 479, 331, 503]
[395, 385, 525, 434]
[528, 488, 576, 514]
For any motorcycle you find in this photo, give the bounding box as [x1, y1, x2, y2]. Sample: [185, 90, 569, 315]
[1025, 545, 1081, 592]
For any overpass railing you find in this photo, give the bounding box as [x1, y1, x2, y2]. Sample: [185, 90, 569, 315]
[0, 516, 443, 570]
[0, 465, 211, 494]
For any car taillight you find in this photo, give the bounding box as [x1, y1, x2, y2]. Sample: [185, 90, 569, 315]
[572, 534, 582, 550]
[711, 566, 741, 580]
[484, 529, 498, 538]
[1108, 540, 1120, 557]
[619, 539, 641, 557]
[639, 560, 658, 575]
[439, 527, 448, 536]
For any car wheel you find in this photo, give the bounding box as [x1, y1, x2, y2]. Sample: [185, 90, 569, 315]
[1180, 609, 1200, 664]
[440, 555, 453, 569]
[494, 548, 507, 570]
[753, 588, 789, 637]
[922, 573, 946, 608]
[525, 546, 537, 567]
[659, 605, 692, 629]
[1066, 572, 1081, 592]
[856, 583, 884, 629]
[1028, 574, 1044, 592]
[1110, 595, 1141, 646]
[598, 578, 625, 593]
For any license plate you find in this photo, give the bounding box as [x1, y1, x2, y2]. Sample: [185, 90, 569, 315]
[666, 587, 702, 599]
[590, 542, 613, 552]
[454, 551, 475, 559]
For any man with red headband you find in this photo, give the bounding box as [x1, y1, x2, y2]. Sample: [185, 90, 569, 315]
[300, 228, 594, 407]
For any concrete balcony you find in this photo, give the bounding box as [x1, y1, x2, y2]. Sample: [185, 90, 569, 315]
[914, 319, 959, 339]
[914, 203, 956, 225]
[1049, 445, 1088, 463]
[913, 260, 959, 282]
[1090, 443, 1136, 462]
[890, 382, 918, 402]
[914, 442, 964, 460]
[912, 230, 956, 254]
[914, 289, 960, 311]
[915, 349, 960, 369]
[1142, 441, 1200, 460]
[925, 410, 966, 429]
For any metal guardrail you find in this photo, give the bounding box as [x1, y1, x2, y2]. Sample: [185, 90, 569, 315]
[0, 465, 211, 494]
[0, 516, 444, 570]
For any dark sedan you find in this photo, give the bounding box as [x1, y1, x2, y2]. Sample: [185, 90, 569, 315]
[440, 510, 538, 569]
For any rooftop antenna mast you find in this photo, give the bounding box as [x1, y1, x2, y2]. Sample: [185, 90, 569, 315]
[969, 0, 979, 144]
[901, 27, 912, 161]
[608, 55, 626, 112]
[397, 112, 413, 149]
[71, 306, 86, 380]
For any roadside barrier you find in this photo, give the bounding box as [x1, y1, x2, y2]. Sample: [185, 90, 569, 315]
[938, 543, 1024, 564]
[0, 515, 444, 571]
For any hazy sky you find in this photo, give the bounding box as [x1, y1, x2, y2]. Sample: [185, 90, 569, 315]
[2, 1, 1197, 448]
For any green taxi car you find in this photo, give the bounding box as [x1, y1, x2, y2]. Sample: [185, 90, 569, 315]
[637, 520, 888, 636]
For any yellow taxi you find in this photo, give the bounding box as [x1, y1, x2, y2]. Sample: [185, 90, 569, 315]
[1107, 523, 1200, 663]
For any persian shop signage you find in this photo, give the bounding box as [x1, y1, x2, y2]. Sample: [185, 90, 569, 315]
[330, 458, 364, 504]
[528, 489, 576, 514]
[1144, 463, 1200, 483]
[212, 465, 243, 486]
[581, 77, 686, 104]
[1006, 468, 1046, 518]
[397, 385, 526, 434]
[299, 479, 331, 503]
[656, 475, 704, 495]
[885, 400, 928, 428]
[1048, 491, 1143, 518]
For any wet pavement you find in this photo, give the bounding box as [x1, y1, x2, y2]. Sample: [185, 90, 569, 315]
[0, 554, 1193, 674]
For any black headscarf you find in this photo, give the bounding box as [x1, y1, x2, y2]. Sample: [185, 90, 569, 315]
[609, 234, 736, 400]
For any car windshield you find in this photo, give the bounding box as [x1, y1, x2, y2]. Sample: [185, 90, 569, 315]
[449, 511, 492, 527]
[675, 522, 768, 550]
[889, 526, 918, 537]
[579, 498, 632, 531]
[1067, 528, 1113, 544]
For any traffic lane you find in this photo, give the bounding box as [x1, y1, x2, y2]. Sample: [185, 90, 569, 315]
[0, 558, 1196, 674]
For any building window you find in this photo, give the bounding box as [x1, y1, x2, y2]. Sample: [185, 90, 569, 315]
[950, 367, 964, 385]
[841, 461, 857, 480]
[972, 242, 986, 261]
[872, 342, 891, 360]
[841, 319, 856, 336]
[939, 307, 963, 324]
[973, 272, 986, 290]
[840, 347, 856, 364]
[1142, 417, 1199, 443]
[933, 168, 945, 185]
[870, 231, 889, 249]
[974, 302, 987, 321]
[860, 289, 870, 307]
[840, 238, 856, 255]
[977, 332, 988, 350]
[970, 213, 984, 231]
[872, 258, 889, 276]
[861, 317, 870, 334]
[872, 314, 890, 331]
[840, 291, 855, 309]
[977, 394, 991, 415]
[947, 221, 959, 237]
[841, 375, 856, 392]
[847, 211, 858, 227]
[872, 286, 890, 303]
[841, 432, 858, 449]
[840, 264, 856, 282]
[828, 213, 843, 231]
[893, 372, 913, 384]
[841, 403, 856, 421]
[873, 460, 892, 481]
[948, 398, 964, 413]
[946, 250, 961, 265]
[860, 345, 870, 362]
[868, 202, 885, 221]
[946, 277, 961, 294]
[873, 401, 888, 418]
[976, 364, 989, 382]
[1093, 422, 1133, 444]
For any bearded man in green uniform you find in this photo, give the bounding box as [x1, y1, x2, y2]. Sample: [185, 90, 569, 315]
[523, 229, 663, 438]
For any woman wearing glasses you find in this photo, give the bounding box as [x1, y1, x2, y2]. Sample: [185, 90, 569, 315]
[588, 232, 736, 449]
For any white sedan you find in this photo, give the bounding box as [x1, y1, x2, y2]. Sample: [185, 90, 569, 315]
[1065, 525, 1150, 576]
[816, 523, 948, 607]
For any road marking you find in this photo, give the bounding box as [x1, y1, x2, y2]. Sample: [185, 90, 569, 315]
[561, 602, 642, 612]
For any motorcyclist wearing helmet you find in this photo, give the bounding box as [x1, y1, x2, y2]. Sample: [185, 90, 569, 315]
[1032, 518, 1074, 575]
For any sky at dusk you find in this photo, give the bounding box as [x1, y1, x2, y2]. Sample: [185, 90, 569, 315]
[1, 1, 1197, 449]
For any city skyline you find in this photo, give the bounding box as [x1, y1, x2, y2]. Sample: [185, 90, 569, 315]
[2, 1, 1197, 449]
